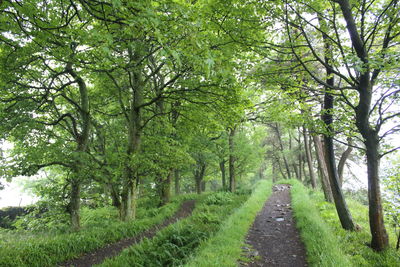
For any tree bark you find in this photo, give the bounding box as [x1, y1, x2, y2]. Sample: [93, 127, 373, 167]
[364, 132, 388, 250]
[201, 180, 206, 192]
[274, 124, 291, 179]
[109, 184, 121, 208]
[69, 179, 81, 231]
[338, 138, 353, 187]
[159, 170, 172, 206]
[120, 45, 144, 221]
[65, 60, 91, 230]
[219, 160, 227, 190]
[322, 49, 355, 231]
[174, 169, 180, 195]
[338, 0, 389, 250]
[194, 161, 206, 194]
[313, 135, 334, 202]
[303, 127, 317, 188]
[228, 127, 236, 192]
[272, 160, 277, 183]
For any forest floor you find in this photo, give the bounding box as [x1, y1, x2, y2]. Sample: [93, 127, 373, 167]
[241, 184, 308, 267]
[59, 200, 196, 267]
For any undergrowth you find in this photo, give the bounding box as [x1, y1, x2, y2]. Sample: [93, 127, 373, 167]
[287, 179, 351, 267]
[184, 179, 272, 267]
[0, 196, 189, 267]
[286, 179, 400, 267]
[313, 191, 400, 266]
[97, 190, 251, 267]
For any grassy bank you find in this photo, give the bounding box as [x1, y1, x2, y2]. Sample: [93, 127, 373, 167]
[0, 196, 192, 267]
[98, 190, 252, 267]
[313, 191, 400, 266]
[287, 179, 399, 267]
[287, 180, 351, 267]
[184, 179, 272, 267]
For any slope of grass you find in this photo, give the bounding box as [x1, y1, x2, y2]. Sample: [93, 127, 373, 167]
[287, 179, 351, 267]
[183, 179, 272, 267]
[97, 190, 251, 267]
[313, 192, 400, 267]
[0, 195, 194, 267]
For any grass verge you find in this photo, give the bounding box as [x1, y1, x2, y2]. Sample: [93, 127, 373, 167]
[0, 196, 191, 267]
[283, 179, 351, 267]
[183, 179, 272, 267]
[97, 190, 251, 267]
[314, 192, 400, 266]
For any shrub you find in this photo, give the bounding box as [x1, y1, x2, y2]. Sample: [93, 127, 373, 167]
[204, 192, 233, 205]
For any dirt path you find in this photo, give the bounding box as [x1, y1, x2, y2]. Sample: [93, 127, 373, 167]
[60, 200, 196, 267]
[241, 184, 307, 267]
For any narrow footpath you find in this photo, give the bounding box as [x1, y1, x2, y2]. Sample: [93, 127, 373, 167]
[242, 184, 307, 267]
[60, 200, 196, 267]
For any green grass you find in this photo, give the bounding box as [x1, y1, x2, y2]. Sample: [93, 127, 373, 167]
[286, 179, 351, 267]
[97, 190, 251, 267]
[313, 191, 400, 267]
[183, 179, 272, 267]
[0, 196, 191, 267]
[284, 179, 400, 267]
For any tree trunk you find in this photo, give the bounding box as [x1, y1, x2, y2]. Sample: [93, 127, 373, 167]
[324, 134, 356, 230]
[322, 54, 355, 230]
[109, 184, 121, 208]
[69, 179, 81, 231]
[338, 138, 353, 187]
[120, 45, 144, 221]
[174, 169, 180, 195]
[228, 127, 236, 192]
[159, 170, 172, 206]
[219, 160, 227, 190]
[313, 135, 334, 202]
[363, 128, 388, 250]
[120, 179, 136, 221]
[272, 160, 277, 183]
[303, 127, 317, 188]
[318, 11, 355, 230]
[201, 180, 206, 192]
[194, 161, 206, 194]
[65, 61, 91, 230]
[337, 0, 389, 250]
[274, 124, 291, 179]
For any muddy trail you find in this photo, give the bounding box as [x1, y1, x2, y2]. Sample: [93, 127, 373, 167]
[60, 200, 196, 267]
[241, 184, 307, 267]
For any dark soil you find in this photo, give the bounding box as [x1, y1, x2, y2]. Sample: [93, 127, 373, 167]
[60, 200, 196, 267]
[241, 184, 307, 267]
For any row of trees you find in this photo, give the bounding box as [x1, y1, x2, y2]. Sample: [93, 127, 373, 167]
[1, 0, 399, 252]
[0, 0, 270, 230]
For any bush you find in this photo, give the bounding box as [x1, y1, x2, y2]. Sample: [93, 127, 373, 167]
[204, 192, 233, 205]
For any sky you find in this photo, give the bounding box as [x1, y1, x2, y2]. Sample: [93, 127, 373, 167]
[0, 178, 39, 208]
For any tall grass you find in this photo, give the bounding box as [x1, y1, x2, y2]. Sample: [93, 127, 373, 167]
[288, 180, 351, 267]
[98, 190, 251, 267]
[0, 198, 185, 267]
[314, 192, 400, 266]
[184, 179, 272, 267]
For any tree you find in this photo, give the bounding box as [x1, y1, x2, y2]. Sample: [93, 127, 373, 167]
[283, 0, 400, 250]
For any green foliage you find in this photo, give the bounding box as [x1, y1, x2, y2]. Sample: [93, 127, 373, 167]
[382, 156, 400, 249]
[12, 204, 69, 232]
[204, 192, 233, 205]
